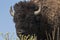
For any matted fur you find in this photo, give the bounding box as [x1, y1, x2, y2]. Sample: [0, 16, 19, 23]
[11, 0, 60, 40]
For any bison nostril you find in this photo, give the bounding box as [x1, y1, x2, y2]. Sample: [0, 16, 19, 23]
[20, 29, 25, 33]
[17, 29, 25, 34]
[17, 29, 30, 35]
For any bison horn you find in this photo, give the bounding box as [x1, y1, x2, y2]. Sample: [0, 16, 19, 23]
[34, 0, 42, 15]
[34, 4, 41, 15]
[9, 6, 14, 17]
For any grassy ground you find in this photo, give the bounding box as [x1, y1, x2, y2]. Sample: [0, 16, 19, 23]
[0, 27, 59, 40]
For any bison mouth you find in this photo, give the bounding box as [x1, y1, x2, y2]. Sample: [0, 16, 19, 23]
[17, 31, 37, 40]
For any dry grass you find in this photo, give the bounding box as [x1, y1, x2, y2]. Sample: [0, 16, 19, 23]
[0, 27, 59, 40]
[17, 27, 59, 40]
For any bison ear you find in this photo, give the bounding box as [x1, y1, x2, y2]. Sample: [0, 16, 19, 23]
[9, 6, 14, 17]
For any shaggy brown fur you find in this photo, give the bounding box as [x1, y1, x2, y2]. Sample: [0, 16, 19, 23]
[12, 0, 60, 40]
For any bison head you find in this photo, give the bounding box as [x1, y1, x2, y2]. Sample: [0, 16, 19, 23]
[10, 0, 52, 40]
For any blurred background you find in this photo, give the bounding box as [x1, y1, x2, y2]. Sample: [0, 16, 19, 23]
[0, 0, 29, 40]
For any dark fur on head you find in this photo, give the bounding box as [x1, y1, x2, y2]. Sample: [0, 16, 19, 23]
[12, 0, 60, 40]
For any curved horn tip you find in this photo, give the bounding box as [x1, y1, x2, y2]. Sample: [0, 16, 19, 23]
[34, 5, 41, 15]
[9, 6, 14, 17]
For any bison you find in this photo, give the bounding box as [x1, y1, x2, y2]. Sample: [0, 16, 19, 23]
[10, 0, 60, 40]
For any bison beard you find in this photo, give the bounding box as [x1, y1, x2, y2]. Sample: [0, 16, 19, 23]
[10, 0, 60, 40]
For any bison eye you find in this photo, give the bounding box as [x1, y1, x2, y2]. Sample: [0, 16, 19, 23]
[28, 5, 39, 11]
[33, 6, 39, 11]
[31, 5, 39, 11]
